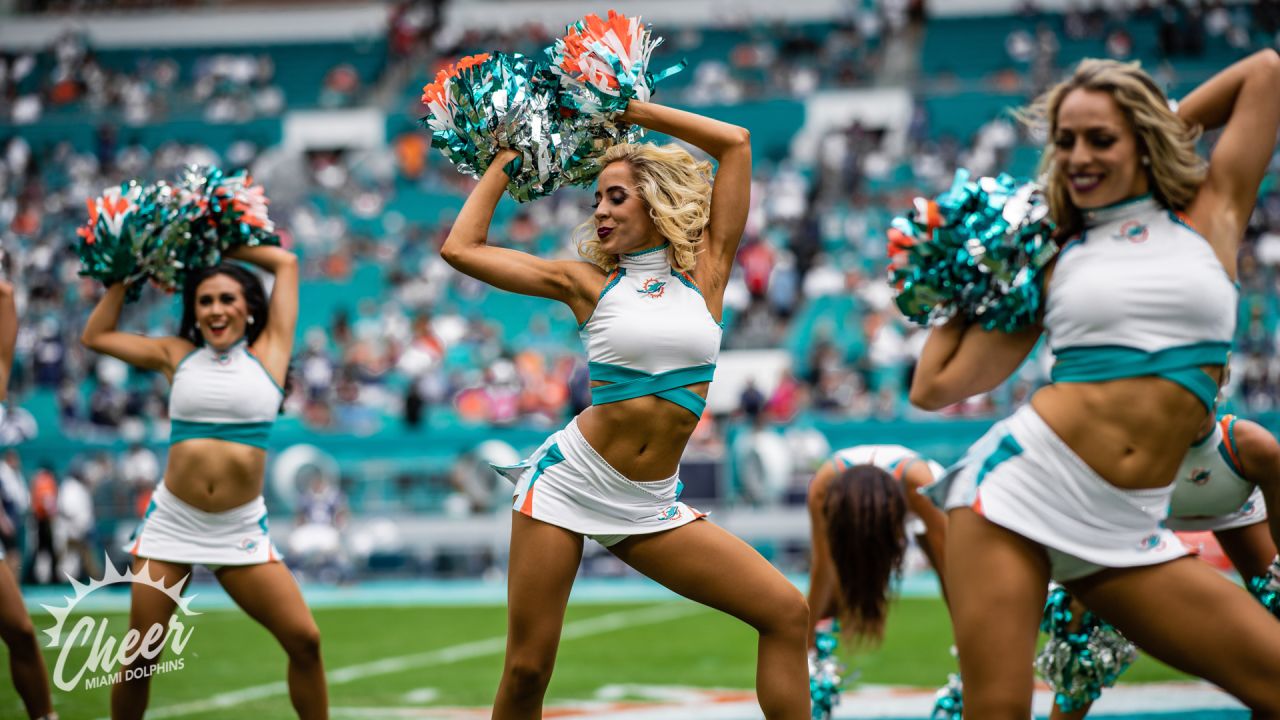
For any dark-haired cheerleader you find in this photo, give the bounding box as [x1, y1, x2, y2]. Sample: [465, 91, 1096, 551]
[806, 444, 949, 645]
[83, 246, 328, 720]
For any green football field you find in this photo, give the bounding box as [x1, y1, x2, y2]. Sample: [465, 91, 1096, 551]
[0, 596, 1191, 720]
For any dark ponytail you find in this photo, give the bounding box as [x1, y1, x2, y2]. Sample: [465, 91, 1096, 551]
[823, 464, 907, 645]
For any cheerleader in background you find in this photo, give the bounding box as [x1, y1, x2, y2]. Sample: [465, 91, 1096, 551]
[442, 99, 810, 719]
[1051, 410, 1280, 720]
[806, 444, 949, 644]
[82, 246, 328, 720]
[912, 51, 1280, 717]
[0, 279, 56, 720]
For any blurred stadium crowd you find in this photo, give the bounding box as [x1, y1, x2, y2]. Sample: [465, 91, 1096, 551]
[2, 0, 1280, 578]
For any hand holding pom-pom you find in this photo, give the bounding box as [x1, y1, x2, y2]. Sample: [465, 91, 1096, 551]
[547, 10, 668, 118]
[419, 52, 561, 202]
[887, 170, 1058, 333]
[75, 181, 171, 301]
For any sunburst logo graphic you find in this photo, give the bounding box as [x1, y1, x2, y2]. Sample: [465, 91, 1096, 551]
[42, 558, 200, 692]
[636, 277, 666, 298]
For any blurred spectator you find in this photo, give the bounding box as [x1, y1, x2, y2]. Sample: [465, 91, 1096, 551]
[58, 465, 97, 582]
[24, 464, 57, 585]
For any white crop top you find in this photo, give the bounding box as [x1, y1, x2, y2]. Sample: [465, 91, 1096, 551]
[831, 444, 945, 480]
[169, 341, 283, 449]
[1169, 414, 1256, 520]
[578, 243, 723, 417]
[1044, 195, 1237, 409]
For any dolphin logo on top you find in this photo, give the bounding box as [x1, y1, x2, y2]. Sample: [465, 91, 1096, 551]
[637, 277, 666, 298]
[1118, 220, 1149, 244]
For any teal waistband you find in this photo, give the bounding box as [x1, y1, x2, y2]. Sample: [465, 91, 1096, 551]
[588, 362, 716, 417]
[170, 420, 273, 449]
[1050, 342, 1229, 411]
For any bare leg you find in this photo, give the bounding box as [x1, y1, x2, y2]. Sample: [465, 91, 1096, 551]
[609, 521, 810, 719]
[111, 558, 191, 720]
[216, 562, 327, 720]
[1216, 521, 1279, 581]
[944, 509, 1050, 719]
[0, 562, 53, 719]
[492, 512, 584, 719]
[1067, 556, 1280, 716]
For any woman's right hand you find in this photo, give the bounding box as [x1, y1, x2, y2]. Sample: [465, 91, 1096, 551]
[81, 282, 189, 378]
[438, 146, 599, 321]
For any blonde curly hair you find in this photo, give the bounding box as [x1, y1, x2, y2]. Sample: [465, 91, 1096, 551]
[574, 143, 714, 273]
[1017, 58, 1205, 240]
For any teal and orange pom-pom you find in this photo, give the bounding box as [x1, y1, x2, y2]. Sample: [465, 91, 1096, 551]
[547, 11, 684, 189]
[75, 167, 280, 301]
[887, 169, 1058, 333]
[419, 52, 562, 202]
[75, 181, 172, 301]
[547, 10, 673, 118]
[1035, 586, 1137, 712]
[174, 165, 279, 251]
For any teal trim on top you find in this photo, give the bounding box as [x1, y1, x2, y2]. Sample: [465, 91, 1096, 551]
[673, 270, 703, 296]
[1057, 231, 1087, 259]
[174, 345, 203, 372]
[578, 268, 628, 331]
[170, 420, 273, 449]
[1167, 210, 1241, 290]
[1051, 342, 1229, 411]
[623, 242, 670, 258]
[588, 361, 716, 417]
[243, 347, 286, 395]
[975, 433, 1023, 487]
[1220, 416, 1246, 477]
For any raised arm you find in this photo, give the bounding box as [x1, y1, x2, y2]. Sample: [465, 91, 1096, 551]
[0, 282, 15, 401]
[1179, 49, 1280, 251]
[805, 460, 841, 647]
[225, 244, 298, 382]
[619, 101, 751, 290]
[1233, 418, 1280, 553]
[440, 148, 600, 322]
[909, 316, 1042, 411]
[81, 284, 188, 379]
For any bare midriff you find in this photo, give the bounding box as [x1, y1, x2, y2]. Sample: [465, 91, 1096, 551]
[163, 439, 267, 512]
[575, 380, 709, 482]
[1030, 366, 1224, 491]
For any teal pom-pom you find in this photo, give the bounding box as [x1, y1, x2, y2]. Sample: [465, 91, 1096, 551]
[1248, 557, 1280, 618]
[75, 181, 174, 301]
[809, 619, 846, 720]
[1035, 586, 1137, 712]
[887, 170, 1058, 333]
[75, 167, 281, 302]
[547, 11, 684, 189]
[546, 10, 677, 118]
[930, 672, 963, 720]
[419, 52, 563, 202]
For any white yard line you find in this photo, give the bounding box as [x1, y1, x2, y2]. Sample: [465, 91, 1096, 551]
[99, 602, 703, 720]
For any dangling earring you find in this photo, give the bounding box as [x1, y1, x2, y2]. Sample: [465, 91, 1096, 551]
[1141, 155, 1151, 167]
[248, 316, 256, 325]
